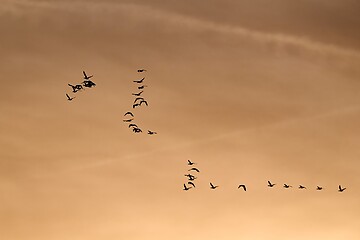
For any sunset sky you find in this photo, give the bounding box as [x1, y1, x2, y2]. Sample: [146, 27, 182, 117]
[1, 0, 360, 239]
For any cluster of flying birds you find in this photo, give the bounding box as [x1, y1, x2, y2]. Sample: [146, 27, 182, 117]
[183, 160, 347, 192]
[122, 69, 157, 135]
[66, 71, 96, 101]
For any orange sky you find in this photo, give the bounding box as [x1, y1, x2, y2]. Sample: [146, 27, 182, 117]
[1, 1, 360, 239]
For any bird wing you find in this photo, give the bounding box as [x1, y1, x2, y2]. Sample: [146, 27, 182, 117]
[210, 183, 214, 188]
[128, 124, 138, 128]
[66, 94, 70, 99]
[188, 182, 195, 187]
[83, 71, 87, 78]
[268, 181, 271, 185]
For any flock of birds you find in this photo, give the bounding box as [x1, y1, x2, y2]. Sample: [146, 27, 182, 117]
[122, 69, 157, 135]
[183, 160, 347, 192]
[66, 71, 96, 101]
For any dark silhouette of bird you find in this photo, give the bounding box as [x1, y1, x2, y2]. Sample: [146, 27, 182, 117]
[128, 123, 138, 128]
[140, 100, 148, 106]
[124, 112, 134, 117]
[66, 94, 75, 101]
[338, 185, 346, 192]
[82, 80, 96, 88]
[134, 97, 145, 103]
[316, 186, 323, 191]
[184, 174, 196, 181]
[132, 127, 142, 133]
[133, 103, 140, 109]
[267, 181, 276, 187]
[188, 182, 196, 188]
[147, 130, 157, 135]
[183, 184, 192, 191]
[123, 119, 134, 122]
[298, 185, 307, 189]
[133, 77, 145, 84]
[210, 182, 218, 189]
[188, 167, 200, 173]
[137, 69, 147, 72]
[68, 84, 83, 93]
[238, 184, 247, 191]
[187, 160, 195, 165]
[132, 91, 143, 96]
[83, 71, 93, 80]
[283, 184, 292, 188]
[138, 85, 147, 90]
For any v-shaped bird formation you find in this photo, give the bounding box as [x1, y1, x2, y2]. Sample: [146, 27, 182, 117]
[66, 71, 96, 101]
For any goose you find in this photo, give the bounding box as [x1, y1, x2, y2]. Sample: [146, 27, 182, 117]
[137, 69, 147, 72]
[338, 185, 346, 192]
[138, 85, 148, 90]
[147, 130, 157, 135]
[83, 71, 93, 80]
[187, 160, 195, 165]
[238, 184, 247, 191]
[188, 168, 200, 173]
[124, 112, 134, 117]
[283, 184, 292, 189]
[316, 186, 323, 191]
[267, 181, 276, 187]
[66, 93, 75, 101]
[210, 182, 218, 189]
[298, 185, 307, 189]
[132, 91, 143, 96]
[183, 184, 192, 191]
[133, 77, 145, 84]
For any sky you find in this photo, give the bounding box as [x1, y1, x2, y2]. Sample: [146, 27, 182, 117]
[1, 0, 360, 239]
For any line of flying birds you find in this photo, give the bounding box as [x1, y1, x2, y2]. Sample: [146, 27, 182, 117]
[122, 69, 157, 135]
[183, 160, 347, 192]
[66, 71, 96, 101]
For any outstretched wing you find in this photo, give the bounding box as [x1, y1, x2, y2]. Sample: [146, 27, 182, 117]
[83, 71, 87, 78]
[210, 182, 214, 188]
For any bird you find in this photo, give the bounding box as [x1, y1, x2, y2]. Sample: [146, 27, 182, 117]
[298, 185, 307, 189]
[134, 97, 145, 103]
[184, 174, 196, 181]
[128, 123, 138, 128]
[124, 112, 134, 117]
[132, 91, 143, 96]
[188, 167, 200, 173]
[66, 93, 75, 101]
[188, 182, 196, 188]
[132, 103, 140, 109]
[83, 71, 93, 80]
[82, 80, 96, 88]
[123, 119, 134, 122]
[147, 130, 157, 135]
[133, 77, 145, 84]
[238, 184, 247, 191]
[68, 83, 83, 93]
[267, 181, 276, 187]
[137, 69, 147, 72]
[338, 185, 346, 192]
[183, 184, 192, 191]
[316, 186, 323, 191]
[139, 100, 148, 106]
[283, 184, 292, 188]
[138, 85, 148, 90]
[187, 160, 195, 165]
[132, 127, 142, 133]
[210, 182, 218, 189]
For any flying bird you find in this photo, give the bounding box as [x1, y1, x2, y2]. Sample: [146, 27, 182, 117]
[188, 182, 196, 188]
[267, 181, 276, 187]
[124, 112, 134, 117]
[283, 184, 292, 189]
[298, 185, 307, 189]
[134, 97, 145, 103]
[128, 123, 138, 128]
[238, 184, 247, 191]
[123, 119, 134, 122]
[66, 93, 75, 101]
[132, 127, 142, 133]
[132, 91, 143, 96]
[138, 85, 148, 90]
[83, 71, 93, 80]
[210, 182, 218, 189]
[188, 167, 200, 173]
[338, 185, 346, 192]
[139, 100, 148, 106]
[183, 184, 192, 191]
[132, 103, 140, 109]
[82, 80, 96, 88]
[187, 160, 195, 165]
[147, 130, 157, 135]
[316, 186, 323, 191]
[137, 69, 147, 72]
[184, 174, 196, 181]
[68, 83, 83, 93]
[133, 77, 145, 84]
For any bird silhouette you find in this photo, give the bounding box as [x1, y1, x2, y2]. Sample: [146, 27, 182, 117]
[187, 160, 195, 165]
[267, 181, 276, 187]
[183, 184, 192, 191]
[132, 127, 142, 133]
[283, 184, 292, 188]
[123, 119, 134, 122]
[138, 85, 148, 90]
[338, 185, 346, 192]
[82, 80, 96, 88]
[188, 167, 200, 173]
[132, 91, 143, 96]
[188, 182, 196, 188]
[128, 123, 138, 128]
[68, 84, 83, 93]
[133, 77, 145, 84]
[134, 97, 145, 103]
[66, 94, 75, 101]
[238, 184, 247, 191]
[139, 100, 148, 106]
[137, 69, 147, 72]
[184, 174, 196, 181]
[132, 103, 140, 109]
[316, 186, 323, 191]
[124, 112, 134, 117]
[147, 130, 157, 135]
[83, 71, 93, 80]
[210, 182, 218, 189]
[298, 185, 307, 189]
